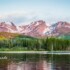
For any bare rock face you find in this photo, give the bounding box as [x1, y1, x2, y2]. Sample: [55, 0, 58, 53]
[19, 20, 48, 37]
[0, 20, 49, 37]
[0, 22, 17, 33]
[51, 21, 70, 36]
[0, 20, 70, 37]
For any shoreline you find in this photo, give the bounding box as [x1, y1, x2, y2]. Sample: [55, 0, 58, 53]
[0, 51, 70, 54]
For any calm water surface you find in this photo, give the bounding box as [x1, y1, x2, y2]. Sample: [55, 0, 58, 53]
[0, 53, 70, 70]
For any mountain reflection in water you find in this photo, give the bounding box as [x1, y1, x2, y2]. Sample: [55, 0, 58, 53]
[7, 60, 51, 70]
[0, 54, 70, 70]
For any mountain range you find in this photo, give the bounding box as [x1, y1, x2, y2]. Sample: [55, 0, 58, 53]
[0, 20, 70, 38]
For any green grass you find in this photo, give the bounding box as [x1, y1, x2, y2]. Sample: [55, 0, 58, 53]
[0, 47, 28, 51]
[0, 47, 45, 51]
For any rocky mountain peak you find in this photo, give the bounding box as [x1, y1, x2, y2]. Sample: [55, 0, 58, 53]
[0, 20, 70, 37]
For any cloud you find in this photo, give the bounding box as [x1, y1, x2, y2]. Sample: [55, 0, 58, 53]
[0, 12, 39, 25]
[0, 12, 47, 25]
[0, 11, 70, 26]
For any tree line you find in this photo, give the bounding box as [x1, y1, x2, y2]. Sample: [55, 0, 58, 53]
[0, 37, 70, 51]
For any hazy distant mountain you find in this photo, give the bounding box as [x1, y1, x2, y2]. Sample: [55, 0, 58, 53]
[0, 20, 70, 37]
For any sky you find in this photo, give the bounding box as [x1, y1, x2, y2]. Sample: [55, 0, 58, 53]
[0, 0, 70, 25]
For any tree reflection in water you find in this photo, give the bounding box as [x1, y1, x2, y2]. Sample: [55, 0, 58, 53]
[0, 54, 70, 70]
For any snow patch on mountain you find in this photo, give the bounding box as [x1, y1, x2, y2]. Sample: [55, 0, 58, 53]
[43, 27, 49, 34]
[0, 20, 70, 37]
[6, 22, 12, 25]
[35, 22, 40, 26]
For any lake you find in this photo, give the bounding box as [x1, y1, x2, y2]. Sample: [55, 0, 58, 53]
[0, 53, 70, 70]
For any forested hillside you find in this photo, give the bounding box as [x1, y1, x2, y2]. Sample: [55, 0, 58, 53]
[0, 32, 70, 51]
